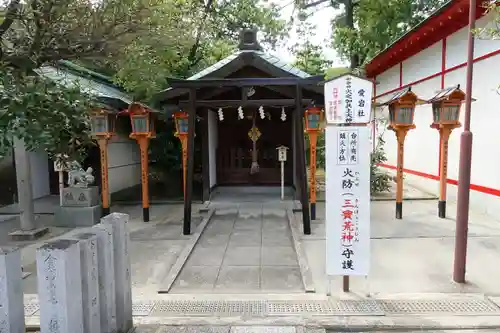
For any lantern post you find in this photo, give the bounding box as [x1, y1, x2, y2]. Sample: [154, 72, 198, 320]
[427, 85, 466, 218]
[379, 88, 419, 219]
[89, 108, 116, 216]
[304, 107, 324, 220]
[173, 111, 189, 198]
[127, 103, 156, 222]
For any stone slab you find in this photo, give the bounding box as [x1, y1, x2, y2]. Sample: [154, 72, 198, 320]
[36, 239, 84, 333]
[286, 209, 315, 293]
[187, 246, 226, 266]
[214, 266, 260, 291]
[101, 213, 133, 333]
[158, 210, 215, 293]
[260, 267, 302, 291]
[260, 246, 298, 266]
[8, 227, 49, 241]
[0, 246, 25, 333]
[223, 246, 261, 266]
[62, 186, 99, 207]
[230, 327, 296, 333]
[91, 223, 117, 333]
[173, 265, 219, 291]
[55, 205, 102, 227]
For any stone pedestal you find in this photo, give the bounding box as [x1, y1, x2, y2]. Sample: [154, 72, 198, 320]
[101, 213, 133, 333]
[75, 233, 100, 333]
[92, 224, 117, 333]
[36, 239, 84, 333]
[0, 247, 25, 333]
[55, 186, 102, 227]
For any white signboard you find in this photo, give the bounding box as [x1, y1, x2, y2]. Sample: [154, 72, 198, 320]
[277, 145, 288, 162]
[324, 74, 373, 125]
[325, 125, 370, 276]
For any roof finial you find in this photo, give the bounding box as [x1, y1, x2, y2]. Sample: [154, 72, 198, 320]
[239, 29, 262, 51]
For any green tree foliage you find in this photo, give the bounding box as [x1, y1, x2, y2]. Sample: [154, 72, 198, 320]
[105, 0, 290, 101]
[0, 0, 157, 160]
[0, 66, 94, 161]
[294, 0, 447, 67]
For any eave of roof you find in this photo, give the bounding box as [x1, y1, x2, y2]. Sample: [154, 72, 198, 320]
[365, 0, 489, 78]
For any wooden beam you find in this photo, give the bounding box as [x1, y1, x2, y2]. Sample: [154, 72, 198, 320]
[167, 76, 324, 88]
[201, 109, 210, 202]
[178, 99, 314, 107]
[295, 84, 311, 235]
[183, 89, 196, 235]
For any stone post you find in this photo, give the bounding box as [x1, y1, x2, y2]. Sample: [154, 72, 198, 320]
[0, 247, 25, 333]
[75, 233, 100, 333]
[101, 213, 132, 332]
[36, 239, 84, 333]
[92, 224, 117, 333]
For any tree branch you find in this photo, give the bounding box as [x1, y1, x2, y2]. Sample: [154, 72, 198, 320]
[187, 0, 214, 66]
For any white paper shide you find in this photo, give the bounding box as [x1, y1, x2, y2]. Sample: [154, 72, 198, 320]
[325, 126, 370, 276]
[324, 74, 373, 125]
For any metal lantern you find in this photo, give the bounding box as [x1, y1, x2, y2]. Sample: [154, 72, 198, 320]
[304, 107, 324, 132]
[174, 111, 189, 136]
[128, 102, 155, 138]
[428, 85, 466, 127]
[90, 109, 115, 138]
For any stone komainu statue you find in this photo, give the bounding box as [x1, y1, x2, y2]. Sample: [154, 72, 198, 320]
[67, 161, 95, 188]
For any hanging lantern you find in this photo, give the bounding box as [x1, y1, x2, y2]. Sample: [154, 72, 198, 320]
[259, 106, 265, 119]
[238, 106, 244, 120]
[218, 108, 224, 121]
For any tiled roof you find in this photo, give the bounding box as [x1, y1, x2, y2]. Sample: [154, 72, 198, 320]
[35, 66, 133, 104]
[186, 50, 311, 81]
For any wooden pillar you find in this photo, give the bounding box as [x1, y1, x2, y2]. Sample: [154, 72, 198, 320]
[201, 109, 210, 202]
[295, 85, 311, 235]
[395, 129, 408, 219]
[439, 127, 452, 218]
[183, 89, 196, 235]
[139, 137, 150, 222]
[97, 138, 110, 216]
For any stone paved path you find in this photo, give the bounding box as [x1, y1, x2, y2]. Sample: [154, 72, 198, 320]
[170, 205, 303, 293]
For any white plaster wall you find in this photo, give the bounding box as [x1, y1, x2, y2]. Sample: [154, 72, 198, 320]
[374, 15, 500, 217]
[376, 63, 400, 94]
[208, 110, 218, 188]
[107, 136, 141, 194]
[446, 12, 500, 68]
[402, 40, 442, 85]
[29, 150, 50, 199]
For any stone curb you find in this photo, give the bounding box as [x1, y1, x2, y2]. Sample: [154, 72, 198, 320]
[286, 209, 315, 293]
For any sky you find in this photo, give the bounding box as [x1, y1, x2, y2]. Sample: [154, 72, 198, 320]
[269, 0, 347, 67]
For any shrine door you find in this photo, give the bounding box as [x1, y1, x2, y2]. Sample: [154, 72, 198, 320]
[216, 108, 293, 185]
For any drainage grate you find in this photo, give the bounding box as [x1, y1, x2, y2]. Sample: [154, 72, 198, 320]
[378, 299, 500, 315]
[152, 300, 265, 316]
[24, 302, 40, 316]
[132, 301, 157, 316]
[267, 300, 382, 316]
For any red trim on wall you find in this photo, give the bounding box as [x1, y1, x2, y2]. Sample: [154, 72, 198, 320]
[378, 163, 500, 197]
[441, 38, 446, 89]
[399, 62, 403, 87]
[374, 48, 500, 99]
[365, 0, 487, 77]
